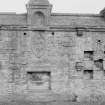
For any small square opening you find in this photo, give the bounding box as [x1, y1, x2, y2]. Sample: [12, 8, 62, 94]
[94, 59, 103, 70]
[84, 51, 94, 60]
[76, 29, 83, 36]
[84, 70, 93, 79]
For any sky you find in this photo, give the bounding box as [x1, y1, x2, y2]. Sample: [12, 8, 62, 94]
[0, 0, 104, 14]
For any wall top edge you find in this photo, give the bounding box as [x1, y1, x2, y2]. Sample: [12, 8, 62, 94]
[51, 13, 102, 17]
[0, 12, 101, 17]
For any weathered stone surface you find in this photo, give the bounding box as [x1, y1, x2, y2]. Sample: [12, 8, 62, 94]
[0, 0, 105, 103]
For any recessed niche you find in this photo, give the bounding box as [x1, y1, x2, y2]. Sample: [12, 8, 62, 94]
[76, 29, 83, 36]
[32, 11, 45, 26]
[94, 59, 103, 70]
[84, 70, 93, 79]
[84, 51, 94, 60]
[27, 71, 51, 90]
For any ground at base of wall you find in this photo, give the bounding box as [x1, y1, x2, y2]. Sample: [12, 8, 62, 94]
[0, 101, 105, 105]
[0, 93, 105, 105]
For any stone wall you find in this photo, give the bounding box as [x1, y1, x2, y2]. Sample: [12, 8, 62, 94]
[0, 0, 105, 102]
[0, 29, 103, 102]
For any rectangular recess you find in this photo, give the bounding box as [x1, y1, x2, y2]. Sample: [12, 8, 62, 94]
[27, 71, 51, 90]
[84, 70, 93, 80]
[84, 51, 94, 60]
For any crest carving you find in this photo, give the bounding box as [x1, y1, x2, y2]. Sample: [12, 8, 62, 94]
[31, 32, 46, 58]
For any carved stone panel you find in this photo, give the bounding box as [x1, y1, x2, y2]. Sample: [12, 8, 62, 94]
[31, 31, 46, 58]
[27, 71, 51, 90]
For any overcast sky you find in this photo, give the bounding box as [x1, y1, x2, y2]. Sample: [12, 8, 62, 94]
[0, 0, 104, 14]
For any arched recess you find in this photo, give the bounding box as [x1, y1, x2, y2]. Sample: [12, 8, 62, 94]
[31, 11, 45, 26]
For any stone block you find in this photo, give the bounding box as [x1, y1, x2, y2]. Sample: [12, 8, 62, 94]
[84, 37, 93, 51]
[93, 70, 103, 80]
[84, 60, 94, 70]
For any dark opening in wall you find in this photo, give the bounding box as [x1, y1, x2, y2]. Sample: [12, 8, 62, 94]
[72, 95, 78, 102]
[84, 70, 93, 79]
[24, 33, 27, 36]
[76, 28, 83, 36]
[52, 32, 55, 36]
[84, 51, 94, 60]
[98, 40, 101, 43]
[97, 40, 102, 44]
[94, 59, 103, 70]
[96, 39, 102, 47]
